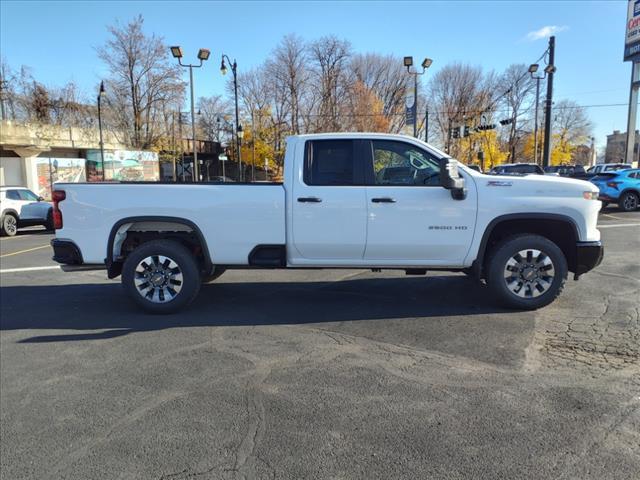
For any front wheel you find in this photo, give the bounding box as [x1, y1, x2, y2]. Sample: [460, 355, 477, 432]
[122, 240, 201, 314]
[619, 191, 639, 212]
[1, 214, 18, 237]
[486, 234, 567, 310]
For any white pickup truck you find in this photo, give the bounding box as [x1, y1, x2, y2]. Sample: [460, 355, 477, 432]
[51, 133, 603, 313]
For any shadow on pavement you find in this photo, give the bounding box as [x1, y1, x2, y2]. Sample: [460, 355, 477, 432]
[1, 275, 514, 344]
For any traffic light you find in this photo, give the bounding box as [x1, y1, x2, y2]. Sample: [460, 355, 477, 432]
[452, 126, 460, 139]
[477, 124, 496, 131]
[463, 125, 471, 137]
[499, 118, 513, 126]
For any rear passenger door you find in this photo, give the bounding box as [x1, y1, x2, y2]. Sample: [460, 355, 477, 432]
[291, 139, 368, 261]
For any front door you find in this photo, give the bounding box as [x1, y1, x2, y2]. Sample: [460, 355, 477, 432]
[291, 139, 368, 260]
[363, 139, 477, 265]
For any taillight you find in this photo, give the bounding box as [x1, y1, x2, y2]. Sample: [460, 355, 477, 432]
[52, 190, 65, 230]
[606, 181, 621, 189]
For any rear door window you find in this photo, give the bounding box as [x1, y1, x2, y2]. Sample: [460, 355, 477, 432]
[305, 140, 358, 186]
[5, 190, 21, 200]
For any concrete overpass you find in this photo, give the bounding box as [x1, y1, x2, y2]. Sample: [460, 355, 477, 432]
[0, 120, 127, 191]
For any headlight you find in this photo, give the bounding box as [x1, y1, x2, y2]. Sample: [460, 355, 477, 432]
[583, 191, 599, 200]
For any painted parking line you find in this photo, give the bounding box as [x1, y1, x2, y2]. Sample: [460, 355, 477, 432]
[0, 244, 50, 258]
[0, 266, 60, 274]
[600, 213, 628, 221]
[598, 223, 640, 229]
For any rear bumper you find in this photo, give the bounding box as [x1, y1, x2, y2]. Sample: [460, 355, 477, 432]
[51, 239, 83, 265]
[574, 241, 603, 279]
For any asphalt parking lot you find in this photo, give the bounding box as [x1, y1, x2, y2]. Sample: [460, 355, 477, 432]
[1, 209, 639, 480]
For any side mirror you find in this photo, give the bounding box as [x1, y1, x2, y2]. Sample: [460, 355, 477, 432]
[37, 196, 45, 202]
[439, 158, 467, 200]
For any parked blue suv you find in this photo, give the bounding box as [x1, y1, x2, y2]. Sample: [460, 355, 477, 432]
[590, 169, 640, 212]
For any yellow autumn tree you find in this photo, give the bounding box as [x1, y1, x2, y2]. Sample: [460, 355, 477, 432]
[456, 129, 507, 170]
[349, 81, 390, 132]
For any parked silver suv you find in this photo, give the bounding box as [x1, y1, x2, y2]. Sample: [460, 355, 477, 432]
[0, 186, 53, 236]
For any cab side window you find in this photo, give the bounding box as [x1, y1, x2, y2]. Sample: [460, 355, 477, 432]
[370, 140, 440, 186]
[18, 190, 39, 201]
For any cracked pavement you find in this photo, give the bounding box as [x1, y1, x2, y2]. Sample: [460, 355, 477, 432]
[1, 210, 639, 479]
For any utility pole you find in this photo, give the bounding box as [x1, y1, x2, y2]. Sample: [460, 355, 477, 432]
[542, 35, 555, 168]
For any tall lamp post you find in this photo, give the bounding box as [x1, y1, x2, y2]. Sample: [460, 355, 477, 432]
[220, 54, 243, 181]
[528, 64, 552, 166]
[170, 46, 210, 182]
[403, 56, 433, 139]
[97, 81, 106, 180]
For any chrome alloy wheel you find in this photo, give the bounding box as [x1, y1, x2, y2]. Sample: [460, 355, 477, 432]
[134, 255, 183, 303]
[503, 249, 555, 298]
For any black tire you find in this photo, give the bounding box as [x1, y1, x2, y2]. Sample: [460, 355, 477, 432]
[44, 209, 54, 231]
[1, 214, 18, 237]
[618, 191, 639, 212]
[121, 239, 201, 314]
[486, 234, 567, 310]
[600, 201, 609, 210]
[202, 266, 226, 284]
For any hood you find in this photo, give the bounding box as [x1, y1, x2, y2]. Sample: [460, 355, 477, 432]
[474, 172, 599, 195]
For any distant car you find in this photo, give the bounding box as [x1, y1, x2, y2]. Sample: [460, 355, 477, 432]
[489, 163, 544, 176]
[590, 169, 640, 212]
[0, 186, 53, 236]
[544, 165, 586, 177]
[587, 163, 632, 174]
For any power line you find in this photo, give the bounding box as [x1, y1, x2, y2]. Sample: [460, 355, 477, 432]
[301, 102, 628, 119]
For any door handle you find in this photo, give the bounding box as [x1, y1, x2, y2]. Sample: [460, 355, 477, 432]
[297, 197, 322, 203]
[371, 197, 396, 203]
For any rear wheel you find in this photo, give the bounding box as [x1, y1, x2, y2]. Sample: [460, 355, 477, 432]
[122, 240, 201, 314]
[619, 191, 639, 212]
[486, 234, 567, 310]
[1, 214, 18, 237]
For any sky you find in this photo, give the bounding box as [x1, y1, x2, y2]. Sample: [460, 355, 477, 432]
[0, 0, 632, 148]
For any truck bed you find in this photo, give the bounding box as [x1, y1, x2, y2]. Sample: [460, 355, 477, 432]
[55, 182, 285, 265]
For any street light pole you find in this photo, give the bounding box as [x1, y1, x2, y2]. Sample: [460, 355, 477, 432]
[221, 54, 243, 181]
[97, 81, 106, 181]
[404, 56, 433, 139]
[170, 46, 210, 182]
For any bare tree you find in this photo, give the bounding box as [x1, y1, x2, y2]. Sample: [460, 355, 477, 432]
[197, 94, 229, 142]
[552, 100, 593, 163]
[266, 34, 308, 134]
[498, 64, 535, 160]
[349, 53, 411, 133]
[97, 15, 184, 149]
[307, 36, 352, 132]
[427, 63, 495, 155]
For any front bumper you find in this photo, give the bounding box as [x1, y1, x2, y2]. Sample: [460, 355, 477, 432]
[597, 193, 617, 203]
[51, 239, 83, 265]
[574, 241, 603, 279]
